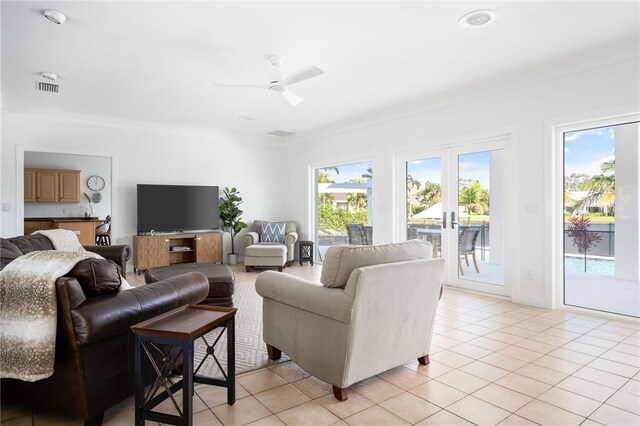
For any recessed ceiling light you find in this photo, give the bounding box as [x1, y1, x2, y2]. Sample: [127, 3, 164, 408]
[42, 9, 68, 25]
[238, 115, 255, 121]
[41, 72, 58, 81]
[459, 9, 498, 29]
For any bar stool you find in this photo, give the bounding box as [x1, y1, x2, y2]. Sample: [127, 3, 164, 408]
[96, 216, 111, 245]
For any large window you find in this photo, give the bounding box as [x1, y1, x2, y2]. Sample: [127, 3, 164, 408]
[315, 161, 373, 261]
[563, 122, 639, 317]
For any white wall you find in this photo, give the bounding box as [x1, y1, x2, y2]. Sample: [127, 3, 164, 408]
[1, 113, 285, 265]
[282, 58, 640, 308]
[24, 151, 112, 219]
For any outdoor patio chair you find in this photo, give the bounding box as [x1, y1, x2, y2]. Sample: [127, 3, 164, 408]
[346, 224, 372, 245]
[458, 227, 480, 275]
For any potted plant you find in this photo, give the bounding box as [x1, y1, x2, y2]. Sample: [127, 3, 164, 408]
[219, 187, 247, 265]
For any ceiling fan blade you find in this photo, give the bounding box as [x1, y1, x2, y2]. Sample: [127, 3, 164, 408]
[282, 89, 304, 106]
[281, 66, 324, 86]
[213, 83, 268, 89]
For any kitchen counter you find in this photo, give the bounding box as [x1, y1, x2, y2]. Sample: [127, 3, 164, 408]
[24, 217, 105, 245]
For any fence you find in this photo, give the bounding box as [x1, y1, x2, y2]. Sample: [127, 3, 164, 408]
[563, 223, 615, 257]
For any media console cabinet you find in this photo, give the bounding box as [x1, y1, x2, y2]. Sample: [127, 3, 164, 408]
[133, 232, 223, 273]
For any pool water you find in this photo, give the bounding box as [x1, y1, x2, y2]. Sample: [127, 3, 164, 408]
[565, 256, 614, 276]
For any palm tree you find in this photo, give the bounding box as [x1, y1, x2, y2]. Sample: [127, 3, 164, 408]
[346, 192, 367, 211]
[418, 181, 441, 209]
[317, 172, 335, 205]
[459, 181, 489, 215]
[577, 160, 615, 215]
[361, 167, 373, 180]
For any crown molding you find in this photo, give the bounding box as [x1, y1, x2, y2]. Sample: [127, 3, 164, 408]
[1, 105, 284, 148]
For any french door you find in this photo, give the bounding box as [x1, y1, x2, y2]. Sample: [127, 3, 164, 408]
[398, 138, 507, 296]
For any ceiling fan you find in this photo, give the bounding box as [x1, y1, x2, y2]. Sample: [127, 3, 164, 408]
[215, 56, 324, 106]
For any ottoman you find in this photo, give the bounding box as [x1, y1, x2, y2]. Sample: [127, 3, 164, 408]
[144, 263, 235, 306]
[244, 244, 287, 272]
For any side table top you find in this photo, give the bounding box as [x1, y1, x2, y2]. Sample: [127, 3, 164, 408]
[131, 305, 237, 340]
[299, 240, 314, 245]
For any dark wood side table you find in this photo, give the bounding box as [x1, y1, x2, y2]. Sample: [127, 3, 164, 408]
[299, 240, 314, 266]
[131, 305, 237, 426]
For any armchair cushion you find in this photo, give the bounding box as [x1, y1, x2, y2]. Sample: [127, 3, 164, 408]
[320, 239, 433, 288]
[260, 222, 286, 243]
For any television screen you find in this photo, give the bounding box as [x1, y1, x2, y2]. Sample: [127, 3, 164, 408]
[137, 184, 220, 233]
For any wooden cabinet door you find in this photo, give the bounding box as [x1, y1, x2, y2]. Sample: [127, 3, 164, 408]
[134, 236, 170, 270]
[24, 170, 36, 202]
[36, 171, 59, 202]
[56, 222, 95, 246]
[195, 233, 223, 263]
[59, 171, 80, 202]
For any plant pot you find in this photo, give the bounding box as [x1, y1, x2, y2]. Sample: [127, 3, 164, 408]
[227, 253, 239, 266]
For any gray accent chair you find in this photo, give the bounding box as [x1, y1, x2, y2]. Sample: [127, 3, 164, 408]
[255, 239, 445, 401]
[243, 220, 298, 272]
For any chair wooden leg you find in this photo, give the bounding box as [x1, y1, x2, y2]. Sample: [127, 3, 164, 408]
[266, 344, 281, 360]
[245, 266, 251, 272]
[417, 355, 430, 365]
[277, 266, 283, 272]
[458, 256, 464, 275]
[464, 254, 470, 266]
[285, 260, 293, 267]
[332, 386, 348, 401]
[472, 252, 480, 273]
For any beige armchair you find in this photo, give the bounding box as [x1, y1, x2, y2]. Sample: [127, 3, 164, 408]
[243, 220, 298, 272]
[255, 240, 445, 401]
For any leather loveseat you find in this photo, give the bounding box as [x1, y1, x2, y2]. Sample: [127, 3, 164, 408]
[0, 234, 210, 425]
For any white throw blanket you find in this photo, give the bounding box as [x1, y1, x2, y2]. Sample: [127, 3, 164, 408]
[0, 250, 101, 381]
[34, 229, 86, 252]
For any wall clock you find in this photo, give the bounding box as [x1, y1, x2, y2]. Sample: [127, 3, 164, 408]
[87, 175, 105, 191]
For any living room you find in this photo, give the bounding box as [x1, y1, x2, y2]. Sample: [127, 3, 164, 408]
[1, 2, 639, 426]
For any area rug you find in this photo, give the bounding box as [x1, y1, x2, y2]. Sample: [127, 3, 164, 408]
[193, 280, 289, 378]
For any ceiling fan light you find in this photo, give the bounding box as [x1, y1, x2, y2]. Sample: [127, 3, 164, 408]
[42, 9, 68, 25]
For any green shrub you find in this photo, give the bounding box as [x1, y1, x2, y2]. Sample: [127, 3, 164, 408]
[318, 203, 367, 233]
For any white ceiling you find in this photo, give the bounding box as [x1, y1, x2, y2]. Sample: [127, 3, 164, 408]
[2, 1, 639, 143]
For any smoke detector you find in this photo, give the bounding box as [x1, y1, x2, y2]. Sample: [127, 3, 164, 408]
[41, 72, 58, 81]
[459, 9, 498, 28]
[42, 9, 68, 25]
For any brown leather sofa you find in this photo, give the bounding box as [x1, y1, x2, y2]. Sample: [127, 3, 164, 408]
[1, 234, 210, 425]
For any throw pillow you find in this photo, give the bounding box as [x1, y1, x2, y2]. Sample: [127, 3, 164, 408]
[0, 238, 23, 270]
[68, 258, 122, 297]
[261, 222, 286, 243]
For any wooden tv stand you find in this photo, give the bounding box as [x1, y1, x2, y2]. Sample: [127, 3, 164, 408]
[133, 232, 223, 273]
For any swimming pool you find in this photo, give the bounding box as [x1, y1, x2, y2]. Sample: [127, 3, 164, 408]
[564, 256, 614, 276]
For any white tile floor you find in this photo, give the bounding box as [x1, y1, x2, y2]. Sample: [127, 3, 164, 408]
[2, 264, 639, 426]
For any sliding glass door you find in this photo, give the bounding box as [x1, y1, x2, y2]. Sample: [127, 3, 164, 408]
[562, 121, 639, 317]
[314, 161, 373, 261]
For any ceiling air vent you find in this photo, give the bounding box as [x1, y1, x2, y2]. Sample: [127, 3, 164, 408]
[266, 129, 296, 137]
[35, 81, 59, 93]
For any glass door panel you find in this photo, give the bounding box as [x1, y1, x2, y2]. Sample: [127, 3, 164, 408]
[453, 149, 504, 288]
[407, 157, 444, 258]
[563, 122, 639, 317]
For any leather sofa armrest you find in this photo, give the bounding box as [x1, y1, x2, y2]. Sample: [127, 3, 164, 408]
[256, 271, 353, 324]
[63, 272, 209, 346]
[243, 232, 259, 246]
[84, 245, 131, 277]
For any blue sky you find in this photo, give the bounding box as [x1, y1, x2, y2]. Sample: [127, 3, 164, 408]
[408, 152, 491, 188]
[564, 127, 615, 176]
[317, 161, 372, 183]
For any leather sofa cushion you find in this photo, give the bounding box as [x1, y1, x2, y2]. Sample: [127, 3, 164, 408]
[0, 238, 23, 270]
[68, 258, 122, 297]
[7, 234, 54, 254]
[320, 239, 433, 288]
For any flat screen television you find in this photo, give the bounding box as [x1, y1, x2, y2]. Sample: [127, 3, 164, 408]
[137, 184, 219, 233]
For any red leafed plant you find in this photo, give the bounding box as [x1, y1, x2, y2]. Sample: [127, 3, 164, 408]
[567, 216, 602, 254]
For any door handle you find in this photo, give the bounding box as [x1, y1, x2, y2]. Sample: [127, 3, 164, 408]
[451, 211, 458, 228]
[442, 212, 447, 229]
